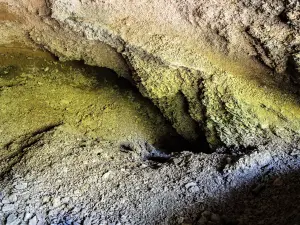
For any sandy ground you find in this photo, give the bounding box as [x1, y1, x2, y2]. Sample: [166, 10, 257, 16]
[1, 48, 300, 225]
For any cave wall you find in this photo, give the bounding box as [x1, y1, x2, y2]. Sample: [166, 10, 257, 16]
[1, 0, 300, 149]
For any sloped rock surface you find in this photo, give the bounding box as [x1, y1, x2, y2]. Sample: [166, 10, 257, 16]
[1, 0, 300, 149]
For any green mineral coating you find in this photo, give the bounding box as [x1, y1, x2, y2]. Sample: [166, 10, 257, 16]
[126, 47, 300, 149]
[0, 47, 178, 157]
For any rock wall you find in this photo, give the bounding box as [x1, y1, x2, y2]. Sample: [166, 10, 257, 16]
[1, 0, 300, 150]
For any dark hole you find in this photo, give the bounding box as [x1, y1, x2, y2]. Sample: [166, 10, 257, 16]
[120, 143, 134, 153]
[278, 10, 289, 23]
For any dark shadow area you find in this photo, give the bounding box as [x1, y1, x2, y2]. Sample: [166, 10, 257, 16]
[287, 54, 300, 86]
[205, 170, 300, 225]
[172, 156, 300, 225]
[69, 60, 212, 154]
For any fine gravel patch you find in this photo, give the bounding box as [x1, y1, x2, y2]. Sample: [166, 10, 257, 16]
[1, 127, 300, 225]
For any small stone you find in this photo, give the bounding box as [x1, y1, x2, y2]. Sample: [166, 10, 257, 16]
[48, 209, 58, 216]
[6, 214, 20, 225]
[61, 197, 70, 204]
[24, 212, 32, 221]
[29, 216, 38, 225]
[211, 213, 221, 223]
[42, 196, 50, 204]
[36, 214, 46, 225]
[2, 198, 10, 204]
[44, 67, 49, 72]
[14, 183, 27, 190]
[83, 217, 91, 225]
[273, 177, 283, 186]
[102, 171, 112, 180]
[52, 197, 61, 207]
[8, 194, 17, 203]
[185, 182, 197, 189]
[189, 186, 200, 193]
[116, 46, 125, 53]
[2, 204, 15, 212]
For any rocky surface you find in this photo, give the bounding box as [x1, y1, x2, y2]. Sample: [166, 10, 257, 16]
[1, 0, 300, 149]
[0, 48, 184, 175]
[1, 126, 300, 225]
[0, 4, 300, 223]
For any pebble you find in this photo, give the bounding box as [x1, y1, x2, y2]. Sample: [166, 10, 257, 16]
[2, 204, 15, 212]
[83, 217, 91, 225]
[2, 198, 10, 204]
[189, 186, 200, 193]
[24, 212, 33, 221]
[6, 214, 20, 225]
[29, 216, 38, 225]
[61, 197, 70, 204]
[185, 182, 197, 189]
[102, 171, 112, 180]
[9, 194, 17, 203]
[15, 183, 28, 190]
[52, 197, 61, 208]
[42, 196, 50, 204]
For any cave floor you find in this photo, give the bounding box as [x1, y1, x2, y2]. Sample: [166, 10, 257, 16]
[0, 48, 300, 225]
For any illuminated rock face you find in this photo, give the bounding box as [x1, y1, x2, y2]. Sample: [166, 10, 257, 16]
[1, 0, 300, 149]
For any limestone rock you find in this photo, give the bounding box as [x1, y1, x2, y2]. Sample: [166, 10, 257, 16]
[1, 0, 300, 150]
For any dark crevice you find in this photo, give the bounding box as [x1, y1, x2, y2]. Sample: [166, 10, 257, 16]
[68, 60, 212, 155]
[286, 54, 300, 85]
[178, 91, 211, 153]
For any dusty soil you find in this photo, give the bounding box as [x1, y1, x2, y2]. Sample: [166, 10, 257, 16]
[1, 49, 300, 225]
[1, 122, 300, 225]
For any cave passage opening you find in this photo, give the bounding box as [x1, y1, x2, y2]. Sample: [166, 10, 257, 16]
[71, 60, 212, 155]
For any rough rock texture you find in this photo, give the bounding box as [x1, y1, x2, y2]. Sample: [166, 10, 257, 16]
[1, 0, 300, 149]
[1, 126, 300, 225]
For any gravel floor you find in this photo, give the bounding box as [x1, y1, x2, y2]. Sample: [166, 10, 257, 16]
[1, 127, 300, 225]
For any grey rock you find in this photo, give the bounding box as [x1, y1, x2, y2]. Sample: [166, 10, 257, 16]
[8, 194, 17, 203]
[52, 197, 61, 208]
[189, 186, 200, 193]
[6, 214, 20, 225]
[2, 198, 10, 204]
[23, 212, 33, 221]
[14, 183, 28, 190]
[83, 217, 91, 225]
[185, 182, 197, 189]
[2, 204, 15, 212]
[28, 216, 38, 225]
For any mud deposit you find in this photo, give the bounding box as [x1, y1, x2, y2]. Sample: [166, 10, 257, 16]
[0, 48, 300, 225]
